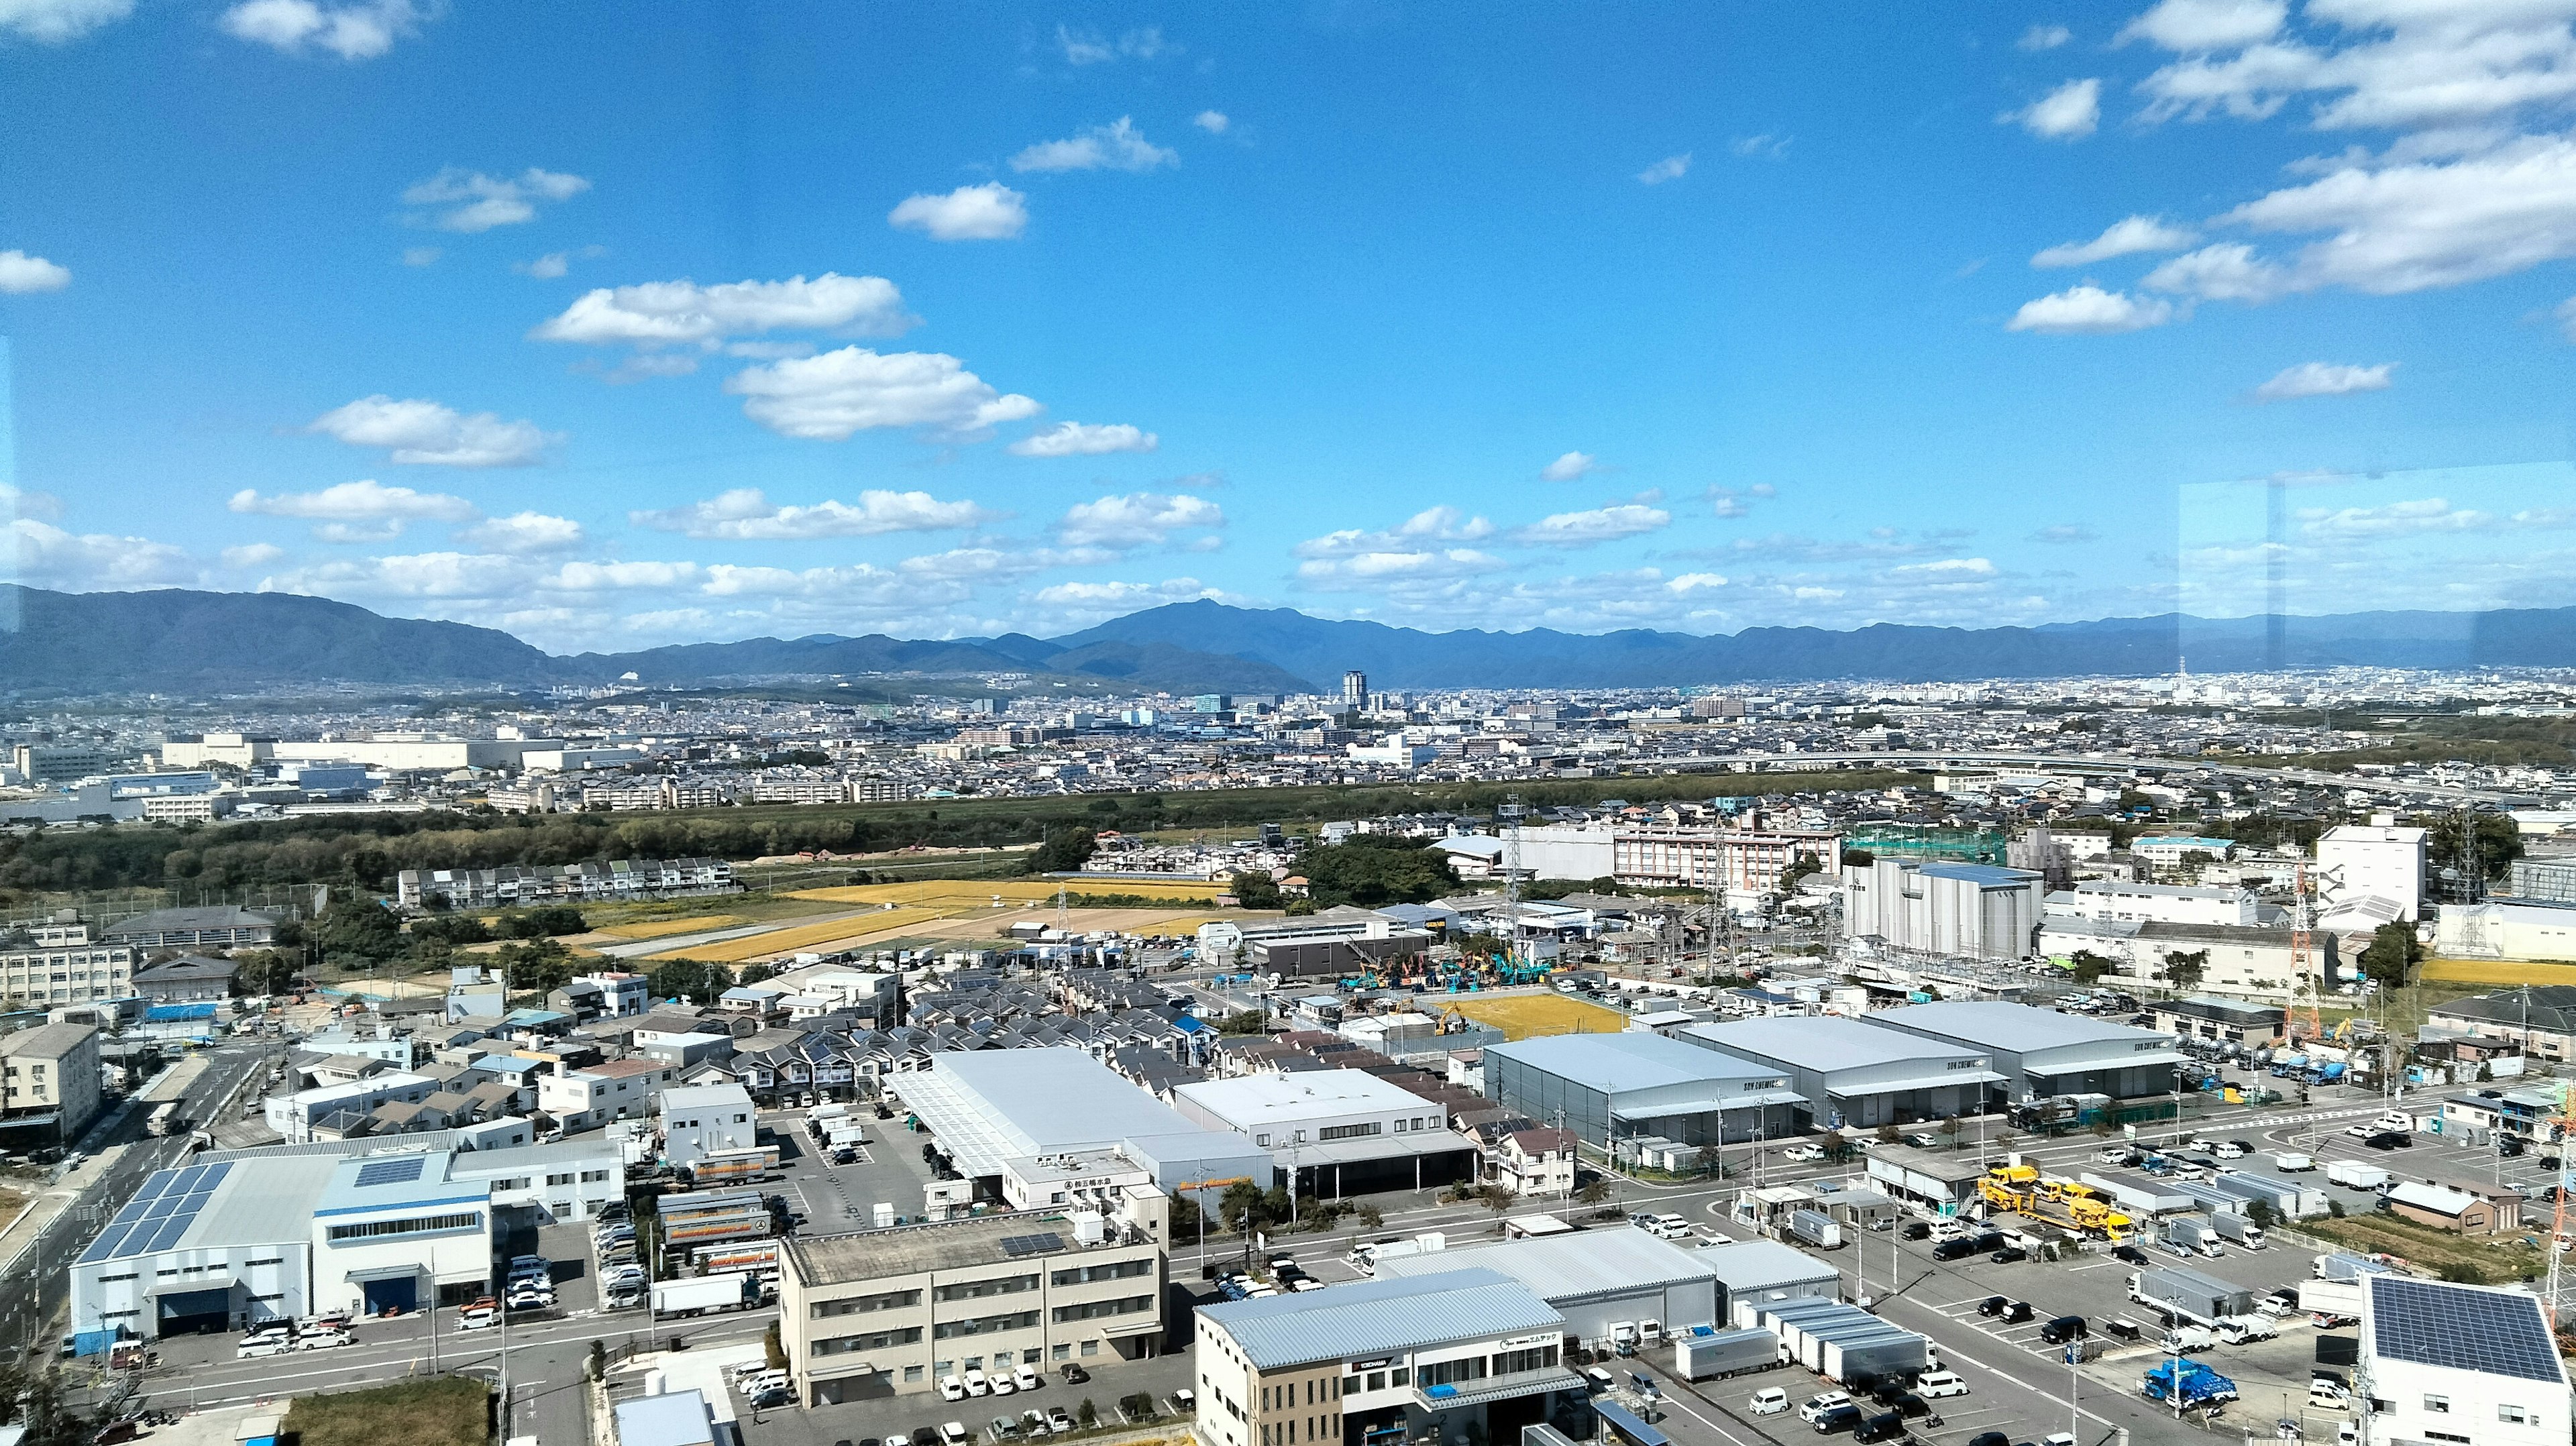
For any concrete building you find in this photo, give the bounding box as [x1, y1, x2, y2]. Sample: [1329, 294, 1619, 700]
[1193, 1268, 1589, 1446]
[659, 1082, 757, 1169]
[1840, 859, 2043, 962]
[2052, 880, 2258, 928]
[131, 956, 235, 1003]
[0, 1022, 103, 1142]
[0, 924, 136, 1008]
[2149, 996, 2285, 1044]
[1611, 828, 1841, 896]
[2038, 915, 2332, 1003]
[782, 1211, 1166, 1404]
[1172, 1070, 1474, 1195]
[2318, 822, 2428, 922]
[1864, 1001, 2185, 1103]
[1371, 1225, 1720, 1349]
[14, 744, 113, 783]
[896, 1048, 1271, 1215]
[2426, 987, 2576, 1064]
[100, 907, 279, 951]
[2437, 901, 2576, 964]
[1480, 1032, 1804, 1151]
[1695, 1239, 1842, 1324]
[1677, 1016, 2005, 1131]
[265, 1072, 437, 1143]
[2357, 1276, 2567, 1446]
[538, 1058, 679, 1133]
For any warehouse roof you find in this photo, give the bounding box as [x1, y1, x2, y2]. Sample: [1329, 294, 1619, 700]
[1199, 1268, 1562, 1371]
[1695, 1238, 1839, 1294]
[1485, 1032, 1792, 1096]
[1866, 1001, 2176, 1056]
[1372, 1225, 1715, 1301]
[1175, 1068, 1435, 1125]
[902, 1047, 1255, 1178]
[1680, 1016, 1994, 1076]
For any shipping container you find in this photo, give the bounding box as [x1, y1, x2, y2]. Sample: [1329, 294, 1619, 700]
[1672, 1329, 1781, 1382]
[2127, 1266, 2251, 1326]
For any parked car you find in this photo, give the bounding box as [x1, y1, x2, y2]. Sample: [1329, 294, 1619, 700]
[237, 1329, 294, 1359]
[2111, 1245, 2147, 1265]
[2003, 1300, 2034, 1324]
[1900, 1221, 1931, 1240]
[940, 1377, 968, 1402]
[1012, 1366, 1041, 1392]
[1811, 1405, 1864, 1437]
[1915, 1372, 1968, 1400]
[942, 1424, 970, 1446]
[1990, 1245, 2029, 1264]
[1751, 1389, 1790, 1416]
[1976, 1296, 2009, 1318]
[1060, 1365, 1089, 1386]
[1783, 1145, 1826, 1163]
[1800, 1393, 1855, 1425]
[296, 1327, 355, 1351]
[2039, 1316, 2087, 1345]
[1854, 1411, 1907, 1443]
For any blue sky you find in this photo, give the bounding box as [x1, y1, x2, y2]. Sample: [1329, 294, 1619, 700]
[3, 0, 2573, 651]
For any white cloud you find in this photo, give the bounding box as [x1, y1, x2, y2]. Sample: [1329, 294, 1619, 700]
[1296, 506, 1496, 559]
[0, 484, 62, 520]
[2031, 215, 2200, 266]
[400, 245, 441, 267]
[631, 487, 1000, 541]
[1889, 557, 1999, 578]
[2298, 496, 2495, 540]
[2141, 240, 2289, 301]
[2006, 77, 2102, 139]
[2006, 284, 2176, 333]
[1729, 133, 1792, 159]
[1540, 450, 1601, 482]
[0, 0, 131, 43]
[2033, 524, 2100, 543]
[9, 518, 197, 588]
[521, 252, 569, 279]
[2136, 1, 2576, 132]
[308, 394, 558, 467]
[1509, 503, 1672, 549]
[460, 511, 585, 553]
[1028, 578, 1229, 618]
[1010, 117, 1179, 174]
[1668, 572, 1729, 592]
[1294, 547, 1502, 586]
[1638, 153, 1692, 184]
[723, 347, 1040, 441]
[0, 249, 70, 294]
[2559, 294, 2576, 340]
[1054, 25, 1172, 65]
[221, 0, 427, 58]
[228, 479, 478, 526]
[533, 273, 914, 348]
[1008, 421, 1159, 457]
[2118, 0, 2284, 52]
[2253, 360, 2395, 400]
[1193, 110, 1230, 133]
[888, 182, 1028, 241]
[221, 542, 286, 569]
[2019, 23, 2073, 50]
[1706, 484, 1776, 518]
[1054, 492, 1225, 549]
[402, 165, 588, 232]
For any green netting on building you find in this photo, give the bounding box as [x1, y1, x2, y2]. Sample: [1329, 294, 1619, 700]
[1844, 824, 2009, 865]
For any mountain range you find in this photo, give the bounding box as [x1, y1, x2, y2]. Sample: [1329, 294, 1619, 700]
[4, 584, 2573, 697]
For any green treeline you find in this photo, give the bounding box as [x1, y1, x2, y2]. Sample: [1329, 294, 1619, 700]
[0, 769, 1923, 899]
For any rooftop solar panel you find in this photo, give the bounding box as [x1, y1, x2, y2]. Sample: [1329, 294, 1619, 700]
[2369, 1276, 2567, 1384]
[998, 1232, 1065, 1258]
[354, 1156, 426, 1188]
[73, 1162, 230, 1266]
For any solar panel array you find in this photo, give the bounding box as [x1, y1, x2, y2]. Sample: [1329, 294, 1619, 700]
[2369, 1276, 2567, 1383]
[998, 1232, 1065, 1258]
[353, 1156, 427, 1188]
[76, 1162, 233, 1265]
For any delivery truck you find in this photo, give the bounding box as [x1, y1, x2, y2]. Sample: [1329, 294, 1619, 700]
[2210, 1210, 2265, 1249]
[2326, 1161, 2391, 1191]
[1673, 1329, 1782, 1382]
[649, 1273, 759, 1318]
[2128, 1266, 2253, 1327]
[1788, 1209, 1845, 1250]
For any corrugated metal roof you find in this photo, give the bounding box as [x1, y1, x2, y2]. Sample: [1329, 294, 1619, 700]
[1199, 1268, 1563, 1370]
[1373, 1225, 1716, 1300]
[1485, 1032, 1789, 1095]
[1682, 1016, 1986, 1076]
[1695, 1239, 1838, 1294]
[1868, 1001, 2175, 1056]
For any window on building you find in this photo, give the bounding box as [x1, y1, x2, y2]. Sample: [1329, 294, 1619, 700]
[935, 1273, 1038, 1302]
[2425, 1396, 2451, 1414]
[2500, 1405, 2531, 1425]
[1051, 1295, 1151, 1323]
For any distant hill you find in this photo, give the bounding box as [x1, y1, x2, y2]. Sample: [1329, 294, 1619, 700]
[5, 584, 2572, 696]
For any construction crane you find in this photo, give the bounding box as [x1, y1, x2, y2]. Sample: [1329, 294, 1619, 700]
[2288, 860, 2322, 1043]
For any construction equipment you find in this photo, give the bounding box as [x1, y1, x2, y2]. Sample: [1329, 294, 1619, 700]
[1980, 1163, 2038, 1213]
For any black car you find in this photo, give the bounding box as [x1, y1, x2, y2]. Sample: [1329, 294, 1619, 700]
[2365, 1131, 2410, 1150]
[1854, 1410, 1909, 1444]
[1968, 1434, 2009, 1446]
[2111, 1245, 2147, 1265]
[1813, 1405, 1864, 1436]
[913, 1429, 941, 1446]
[1990, 1246, 2029, 1264]
[1932, 1239, 1976, 1262]
[2003, 1300, 2035, 1324]
[1969, 1231, 2005, 1252]
[1892, 1392, 1932, 1419]
[2543, 1155, 2563, 1170]
[1060, 1364, 1089, 1385]
[1901, 1221, 1931, 1241]
[2039, 1315, 2088, 1345]
[1976, 1294, 2008, 1317]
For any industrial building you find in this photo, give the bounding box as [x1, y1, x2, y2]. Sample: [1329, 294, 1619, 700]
[1697, 1239, 1842, 1322]
[2436, 900, 2576, 964]
[1677, 1016, 2004, 1130]
[659, 1082, 757, 1169]
[781, 1209, 1167, 1404]
[68, 1136, 625, 1342]
[2359, 1276, 2567, 1446]
[2425, 987, 2576, 1062]
[1480, 1032, 1804, 1150]
[2149, 996, 2285, 1044]
[2037, 914, 2332, 1003]
[2049, 880, 2259, 927]
[2318, 821, 2428, 922]
[896, 1048, 1271, 1215]
[1171, 1070, 1476, 1195]
[1839, 859, 2043, 962]
[1193, 1268, 1591, 1446]
[1371, 1225, 1720, 1350]
[1865, 1000, 2184, 1103]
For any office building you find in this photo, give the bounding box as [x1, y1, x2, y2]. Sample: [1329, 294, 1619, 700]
[1342, 671, 1368, 710]
[0, 1022, 103, 1142]
[1864, 1001, 2184, 1103]
[1193, 1268, 1590, 1446]
[2318, 822, 2428, 921]
[1480, 1032, 1803, 1150]
[782, 1211, 1166, 1404]
[2358, 1276, 2567, 1446]
[1677, 1015, 2004, 1131]
[1840, 858, 2043, 962]
[1371, 1225, 1720, 1350]
[13, 744, 113, 783]
[1172, 1070, 1475, 1194]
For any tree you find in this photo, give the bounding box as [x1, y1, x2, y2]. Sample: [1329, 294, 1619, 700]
[1841, 849, 1876, 869]
[588, 1339, 607, 1382]
[2246, 1197, 2277, 1230]
[644, 957, 732, 1004]
[309, 896, 402, 965]
[2359, 922, 2424, 989]
[1077, 1400, 1098, 1428]
[1026, 826, 1099, 875]
[763, 1321, 788, 1370]
[1355, 1203, 1385, 1231]
[1289, 835, 1460, 908]
[0, 1364, 110, 1446]
[231, 949, 301, 996]
[1480, 1184, 1516, 1215]
[1230, 871, 1281, 909]
[1576, 1180, 1615, 1206]
[2067, 950, 2113, 987]
[2163, 949, 2209, 993]
[499, 937, 576, 994]
[1216, 1009, 1269, 1036]
[504, 905, 588, 938]
[2427, 810, 2523, 890]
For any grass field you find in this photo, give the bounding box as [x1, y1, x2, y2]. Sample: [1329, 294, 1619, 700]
[2303, 1211, 2546, 1286]
[787, 879, 1223, 905]
[596, 913, 748, 939]
[2420, 957, 2576, 987]
[1445, 993, 1628, 1040]
[284, 1377, 489, 1446]
[651, 908, 954, 962]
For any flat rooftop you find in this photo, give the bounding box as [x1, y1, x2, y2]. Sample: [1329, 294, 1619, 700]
[1484, 1032, 1791, 1095]
[1373, 1224, 1715, 1298]
[787, 1211, 1114, 1286]
[1198, 1267, 1562, 1372]
[1175, 1068, 1436, 1124]
[901, 1046, 1248, 1176]
[1681, 1015, 1990, 1074]
[1866, 1001, 2176, 1056]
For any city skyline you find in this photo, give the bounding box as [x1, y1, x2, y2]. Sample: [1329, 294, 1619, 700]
[5, 1, 2575, 651]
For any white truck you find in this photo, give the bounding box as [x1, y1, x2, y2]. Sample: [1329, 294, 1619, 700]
[1349, 1232, 1447, 1276]
[649, 1274, 757, 1318]
[2326, 1161, 2391, 1191]
[2213, 1315, 2278, 1345]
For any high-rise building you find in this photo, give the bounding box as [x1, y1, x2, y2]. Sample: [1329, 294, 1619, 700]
[1342, 670, 1368, 709]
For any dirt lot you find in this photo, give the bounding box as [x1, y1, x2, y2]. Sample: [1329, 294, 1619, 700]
[1444, 992, 1629, 1040]
[2304, 1210, 2548, 1284]
[284, 1376, 490, 1446]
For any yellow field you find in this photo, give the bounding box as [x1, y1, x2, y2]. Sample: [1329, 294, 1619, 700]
[596, 914, 747, 940]
[786, 879, 1222, 906]
[651, 909, 947, 962]
[1444, 993, 1628, 1041]
[2420, 957, 2576, 987]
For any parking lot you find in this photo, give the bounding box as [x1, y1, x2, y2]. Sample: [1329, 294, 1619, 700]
[764, 1107, 951, 1233]
[738, 1327, 1200, 1446]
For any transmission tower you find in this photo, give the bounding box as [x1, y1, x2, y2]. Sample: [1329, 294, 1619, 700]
[2548, 1081, 2576, 1328]
[1499, 795, 1525, 974]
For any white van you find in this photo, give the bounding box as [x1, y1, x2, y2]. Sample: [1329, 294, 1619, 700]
[1749, 1388, 1789, 1416]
